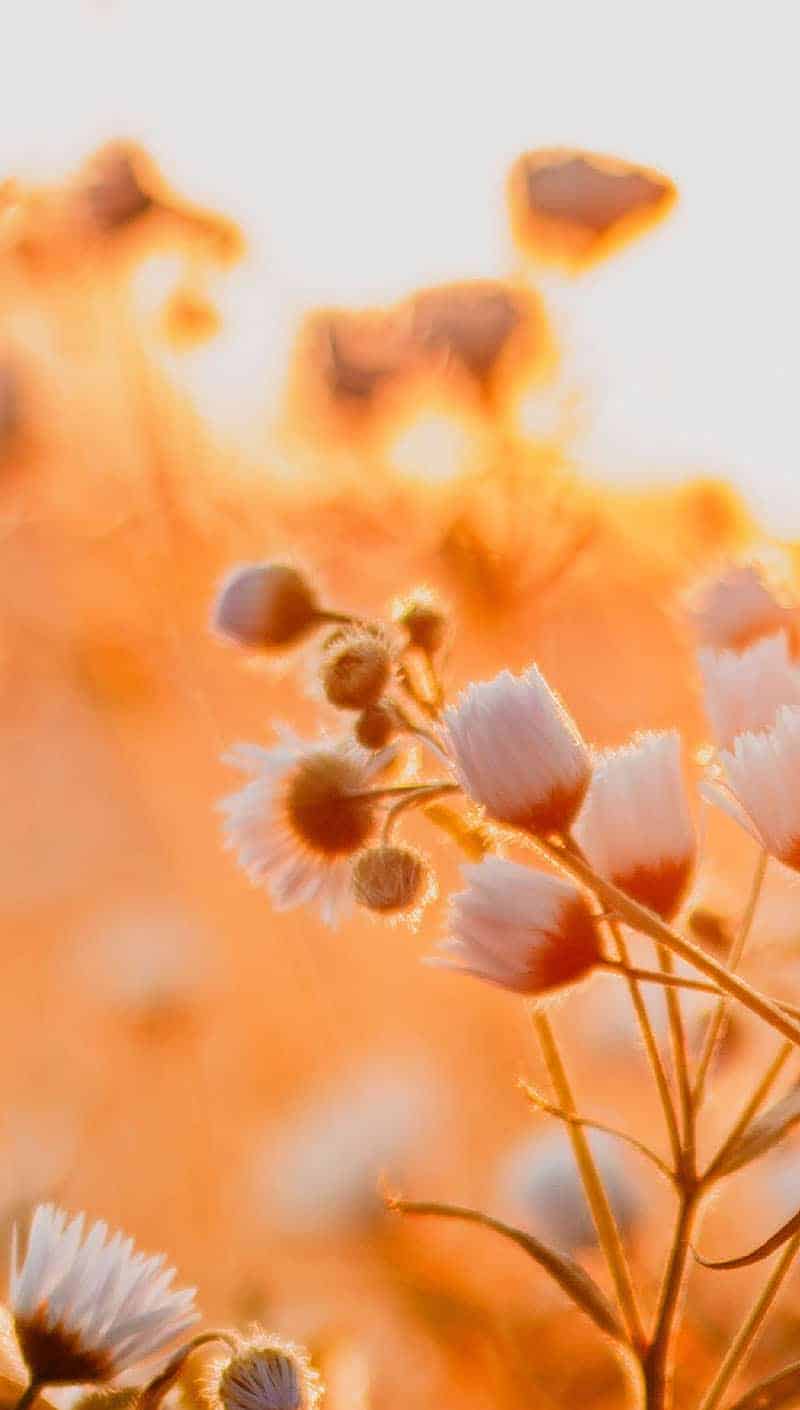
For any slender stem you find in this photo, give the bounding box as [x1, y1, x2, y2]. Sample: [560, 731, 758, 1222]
[599, 961, 721, 997]
[387, 697, 449, 764]
[693, 849, 769, 1111]
[657, 944, 695, 1172]
[642, 1189, 700, 1410]
[696, 1233, 800, 1410]
[381, 783, 461, 841]
[521, 1081, 676, 1182]
[535, 840, 800, 1049]
[706, 1039, 794, 1181]
[353, 781, 459, 803]
[533, 1009, 645, 1350]
[607, 918, 683, 1174]
[13, 1384, 42, 1410]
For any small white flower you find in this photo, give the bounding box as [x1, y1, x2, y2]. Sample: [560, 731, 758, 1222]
[687, 562, 796, 651]
[220, 733, 391, 927]
[698, 632, 800, 751]
[711, 705, 800, 871]
[574, 731, 695, 920]
[9, 1204, 198, 1386]
[443, 666, 590, 836]
[430, 857, 600, 995]
[214, 1335, 321, 1410]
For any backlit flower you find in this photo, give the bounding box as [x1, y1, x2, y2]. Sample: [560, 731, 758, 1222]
[212, 564, 320, 650]
[712, 705, 800, 870]
[443, 666, 590, 836]
[698, 632, 800, 750]
[687, 562, 796, 652]
[220, 734, 391, 926]
[574, 731, 695, 920]
[9, 1204, 197, 1387]
[431, 857, 600, 996]
[213, 1334, 321, 1410]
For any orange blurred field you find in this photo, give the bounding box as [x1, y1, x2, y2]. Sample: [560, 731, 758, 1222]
[3, 127, 800, 1410]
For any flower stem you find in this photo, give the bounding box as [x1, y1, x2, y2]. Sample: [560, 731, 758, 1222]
[381, 782, 461, 841]
[693, 848, 769, 1111]
[536, 841, 800, 1049]
[642, 1189, 700, 1410]
[657, 944, 695, 1171]
[14, 1383, 42, 1410]
[533, 1009, 645, 1350]
[599, 960, 720, 997]
[696, 1233, 800, 1410]
[706, 1038, 794, 1181]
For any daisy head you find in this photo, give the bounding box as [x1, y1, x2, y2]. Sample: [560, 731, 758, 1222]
[687, 561, 796, 653]
[9, 1204, 198, 1388]
[430, 857, 601, 997]
[220, 733, 393, 927]
[443, 666, 590, 837]
[574, 731, 695, 920]
[211, 1334, 321, 1410]
[714, 705, 800, 871]
[698, 632, 800, 751]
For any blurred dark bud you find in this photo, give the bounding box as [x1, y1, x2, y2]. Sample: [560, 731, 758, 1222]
[0, 358, 21, 454]
[77, 144, 153, 232]
[405, 279, 551, 406]
[688, 905, 734, 957]
[394, 590, 448, 653]
[320, 627, 392, 710]
[508, 147, 677, 273]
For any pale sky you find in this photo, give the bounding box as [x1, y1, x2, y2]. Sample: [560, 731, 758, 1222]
[4, 0, 799, 532]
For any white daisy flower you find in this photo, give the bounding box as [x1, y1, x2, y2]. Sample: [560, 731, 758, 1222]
[687, 562, 796, 652]
[574, 731, 695, 920]
[698, 632, 800, 751]
[213, 1335, 321, 1410]
[220, 733, 393, 927]
[710, 705, 800, 871]
[9, 1204, 198, 1388]
[430, 857, 600, 996]
[443, 666, 590, 837]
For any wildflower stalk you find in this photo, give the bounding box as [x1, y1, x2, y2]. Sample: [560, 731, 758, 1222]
[535, 840, 800, 1049]
[656, 944, 695, 1168]
[693, 848, 769, 1110]
[696, 1233, 800, 1410]
[706, 1039, 794, 1181]
[642, 1187, 701, 1410]
[533, 1009, 646, 1349]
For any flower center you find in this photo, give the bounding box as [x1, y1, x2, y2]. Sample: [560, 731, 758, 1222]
[286, 753, 375, 856]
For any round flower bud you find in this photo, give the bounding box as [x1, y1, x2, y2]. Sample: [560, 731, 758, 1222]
[395, 591, 447, 653]
[353, 845, 428, 914]
[214, 1335, 321, 1410]
[321, 630, 392, 710]
[213, 564, 319, 649]
[355, 701, 396, 750]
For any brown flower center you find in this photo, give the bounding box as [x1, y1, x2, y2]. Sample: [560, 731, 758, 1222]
[285, 753, 375, 857]
[15, 1311, 113, 1386]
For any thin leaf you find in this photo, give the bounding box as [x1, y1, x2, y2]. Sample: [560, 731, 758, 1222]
[711, 1084, 800, 1179]
[695, 1206, 800, 1271]
[519, 1080, 675, 1182]
[726, 1361, 800, 1410]
[387, 1197, 625, 1342]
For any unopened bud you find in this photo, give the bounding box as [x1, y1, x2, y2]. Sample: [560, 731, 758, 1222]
[353, 845, 428, 914]
[395, 590, 447, 653]
[215, 1336, 321, 1410]
[688, 906, 734, 956]
[355, 700, 396, 750]
[213, 564, 319, 649]
[321, 630, 392, 710]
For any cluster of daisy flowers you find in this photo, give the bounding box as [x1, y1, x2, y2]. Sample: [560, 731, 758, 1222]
[4, 1206, 320, 1410]
[213, 555, 800, 1022]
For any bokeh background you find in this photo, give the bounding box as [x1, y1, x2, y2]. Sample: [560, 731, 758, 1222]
[2, 3, 800, 1407]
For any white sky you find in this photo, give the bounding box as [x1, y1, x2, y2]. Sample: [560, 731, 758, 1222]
[3, 0, 799, 532]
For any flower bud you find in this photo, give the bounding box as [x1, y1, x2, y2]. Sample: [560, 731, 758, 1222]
[321, 629, 392, 710]
[352, 845, 428, 914]
[213, 564, 319, 650]
[214, 1336, 320, 1410]
[395, 591, 447, 653]
[355, 700, 396, 750]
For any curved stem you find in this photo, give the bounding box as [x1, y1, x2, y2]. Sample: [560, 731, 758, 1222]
[693, 849, 768, 1111]
[599, 960, 720, 997]
[377, 782, 460, 841]
[533, 1009, 645, 1350]
[706, 1038, 794, 1182]
[697, 1233, 800, 1410]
